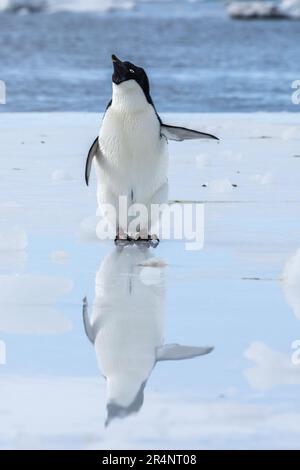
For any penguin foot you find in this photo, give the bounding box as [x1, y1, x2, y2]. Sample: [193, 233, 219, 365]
[134, 236, 160, 248]
[114, 236, 135, 247]
[150, 237, 160, 248]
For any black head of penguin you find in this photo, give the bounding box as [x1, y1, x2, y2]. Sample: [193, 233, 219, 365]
[105, 380, 146, 427]
[112, 54, 152, 103]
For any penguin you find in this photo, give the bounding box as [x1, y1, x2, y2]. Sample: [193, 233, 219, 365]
[82, 246, 214, 426]
[85, 55, 218, 243]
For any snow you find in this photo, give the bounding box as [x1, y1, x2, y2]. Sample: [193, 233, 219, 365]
[244, 342, 300, 391]
[281, 248, 300, 320]
[252, 172, 273, 185]
[138, 258, 168, 268]
[0, 0, 9, 11]
[282, 0, 300, 16]
[51, 169, 75, 182]
[50, 250, 69, 263]
[0, 274, 73, 333]
[139, 266, 165, 286]
[208, 178, 234, 194]
[1, 375, 300, 449]
[1, 112, 300, 449]
[0, 226, 28, 251]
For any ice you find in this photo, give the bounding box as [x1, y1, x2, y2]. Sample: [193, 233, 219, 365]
[50, 250, 69, 263]
[47, 0, 136, 13]
[208, 178, 234, 194]
[0, 0, 46, 13]
[138, 258, 168, 268]
[79, 215, 100, 240]
[0, 226, 28, 251]
[281, 248, 300, 320]
[244, 342, 300, 391]
[252, 172, 273, 185]
[195, 153, 212, 169]
[0, 0, 9, 11]
[140, 266, 164, 286]
[1, 376, 300, 449]
[0, 251, 28, 273]
[0, 274, 73, 333]
[51, 169, 75, 182]
[0, 0, 136, 13]
[1, 112, 300, 448]
[282, 126, 300, 141]
[281, 0, 300, 16]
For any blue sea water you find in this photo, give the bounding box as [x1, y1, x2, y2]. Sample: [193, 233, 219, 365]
[0, 1, 299, 113]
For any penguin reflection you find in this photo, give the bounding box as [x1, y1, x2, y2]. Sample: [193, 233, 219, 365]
[83, 246, 213, 426]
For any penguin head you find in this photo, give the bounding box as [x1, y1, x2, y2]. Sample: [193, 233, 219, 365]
[105, 381, 146, 427]
[111, 54, 151, 98]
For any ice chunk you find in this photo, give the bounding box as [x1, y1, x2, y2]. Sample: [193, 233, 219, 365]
[227, 1, 288, 19]
[46, 0, 136, 13]
[244, 341, 300, 391]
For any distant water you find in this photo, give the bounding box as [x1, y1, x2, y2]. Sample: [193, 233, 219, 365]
[0, 1, 299, 112]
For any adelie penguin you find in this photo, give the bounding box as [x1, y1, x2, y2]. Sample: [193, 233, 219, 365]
[85, 55, 219, 244]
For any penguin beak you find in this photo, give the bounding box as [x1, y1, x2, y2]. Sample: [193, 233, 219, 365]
[112, 54, 121, 64]
[112, 54, 127, 85]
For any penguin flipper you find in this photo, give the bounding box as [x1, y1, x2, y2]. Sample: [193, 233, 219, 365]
[85, 137, 100, 186]
[156, 344, 214, 362]
[82, 297, 96, 344]
[161, 124, 219, 142]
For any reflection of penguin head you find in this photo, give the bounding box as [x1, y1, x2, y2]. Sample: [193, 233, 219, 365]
[105, 381, 146, 427]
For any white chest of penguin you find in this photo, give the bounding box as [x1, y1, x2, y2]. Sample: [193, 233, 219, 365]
[97, 98, 168, 203]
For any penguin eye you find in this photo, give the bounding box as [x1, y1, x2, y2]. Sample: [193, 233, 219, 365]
[129, 69, 135, 74]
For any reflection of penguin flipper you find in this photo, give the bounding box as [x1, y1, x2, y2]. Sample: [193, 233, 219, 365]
[156, 344, 214, 361]
[82, 297, 96, 344]
[160, 125, 219, 142]
[85, 137, 102, 186]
